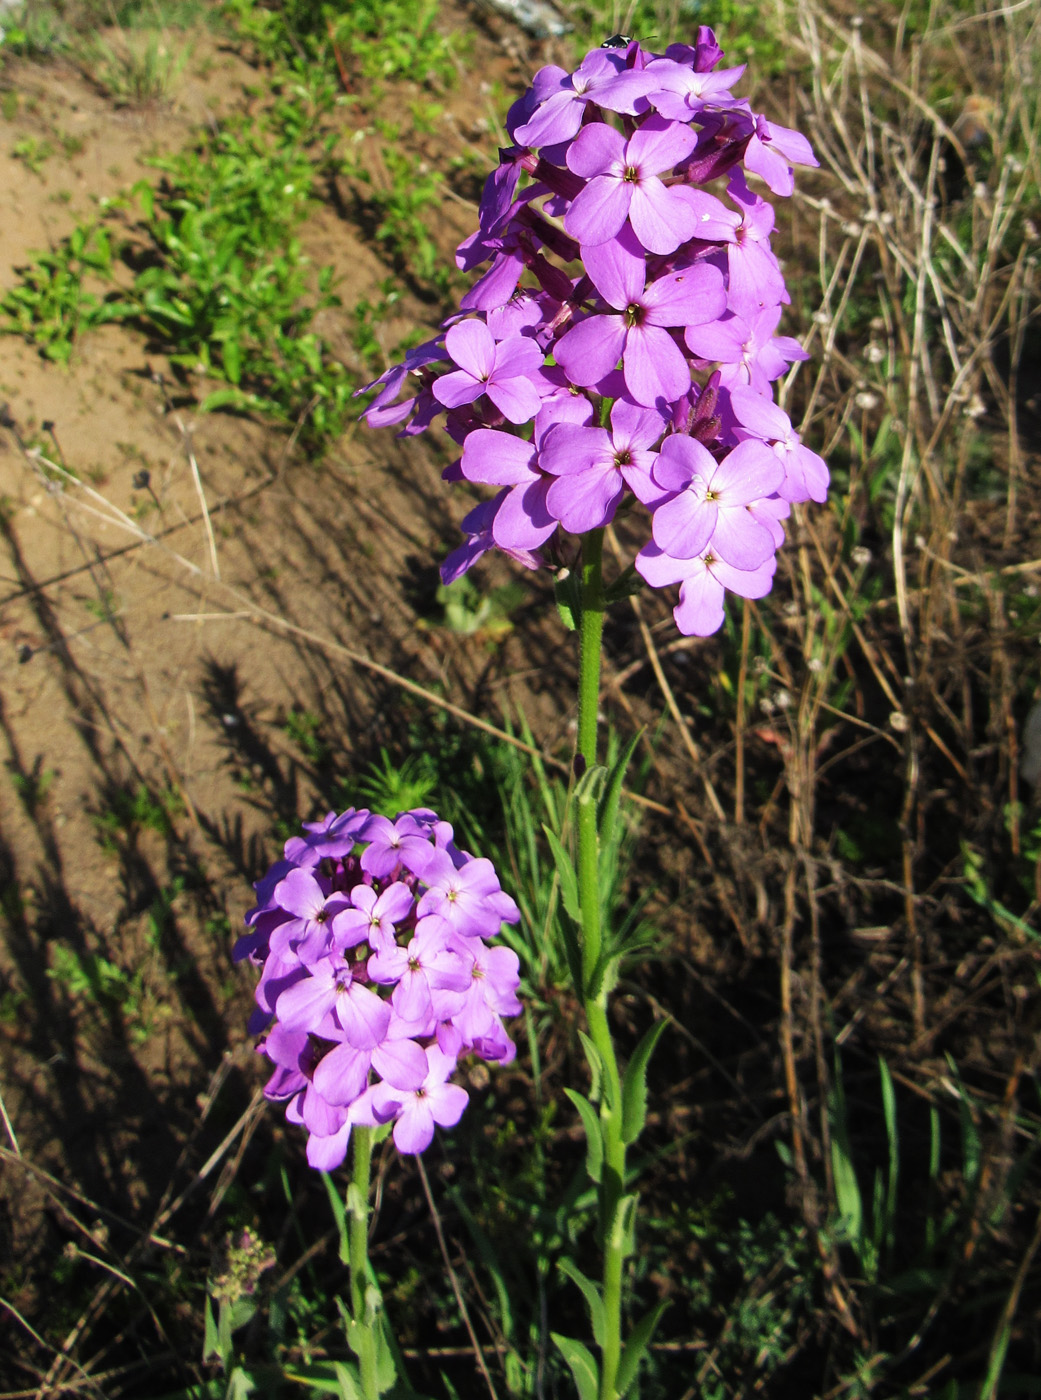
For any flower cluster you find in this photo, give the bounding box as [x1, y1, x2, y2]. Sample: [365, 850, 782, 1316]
[235, 807, 521, 1167]
[359, 29, 827, 636]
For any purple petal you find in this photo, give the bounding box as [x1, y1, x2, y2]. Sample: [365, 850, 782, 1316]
[652, 493, 717, 559]
[486, 375, 543, 425]
[708, 509, 777, 570]
[546, 466, 624, 533]
[554, 313, 627, 388]
[565, 120, 625, 178]
[539, 422, 611, 477]
[372, 1037, 428, 1090]
[445, 319, 496, 378]
[274, 869, 326, 921]
[564, 175, 632, 247]
[626, 115, 697, 174]
[312, 1041, 371, 1107]
[623, 324, 691, 407]
[492, 479, 558, 549]
[393, 1100, 435, 1155]
[654, 433, 717, 491]
[674, 564, 726, 636]
[431, 368, 483, 409]
[461, 430, 537, 486]
[628, 181, 697, 255]
[336, 983, 392, 1049]
[581, 225, 646, 308]
[643, 263, 726, 327]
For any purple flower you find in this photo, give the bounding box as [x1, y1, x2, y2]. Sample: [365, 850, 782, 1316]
[554, 225, 726, 407]
[650, 435, 783, 567]
[541, 396, 669, 532]
[743, 113, 819, 197]
[239, 807, 521, 1167]
[564, 116, 698, 254]
[440, 492, 544, 585]
[684, 302, 808, 394]
[432, 321, 544, 424]
[512, 51, 656, 148]
[370, 1045, 469, 1156]
[268, 869, 354, 964]
[636, 541, 778, 635]
[727, 386, 830, 503]
[356, 36, 826, 636]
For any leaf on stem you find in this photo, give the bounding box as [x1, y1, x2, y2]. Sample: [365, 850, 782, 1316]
[615, 1302, 669, 1397]
[551, 1334, 599, 1400]
[322, 1171, 351, 1265]
[596, 727, 642, 862]
[620, 1019, 668, 1145]
[564, 1087, 604, 1183]
[557, 1257, 607, 1348]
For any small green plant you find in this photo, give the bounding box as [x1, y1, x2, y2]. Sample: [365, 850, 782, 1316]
[281, 708, 330, 767]
[91, 783, 183, 850]
[1, 223, 132, 364]
[352, 747, 439, 816]
[11, 135, 54, 173]
[81, 29, 191, 106]
[434, 573, 526, 640]
[8, 758, 55, 816]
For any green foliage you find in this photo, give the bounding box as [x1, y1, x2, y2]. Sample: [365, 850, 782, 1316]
[283, 708, 332, 767]
[352, 748, 438, 817]
[434, 574, 526, 639]
[91, 782, 183, 850]
[226, 0, 460, 87]
[80, 29, 191, 105]
[344, 129, 455, 296]
[1, 67, 355, 447]
[1, 223, 132, 364]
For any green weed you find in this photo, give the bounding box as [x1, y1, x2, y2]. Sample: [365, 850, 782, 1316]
[11, 134, 53, 173]
[281, 708, 330, 768]
[1, 223, 132, 364]
[80, 29, 190, 105]
[8, 757, 56, 816]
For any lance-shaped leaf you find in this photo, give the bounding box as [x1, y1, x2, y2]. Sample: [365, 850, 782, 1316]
[597, 726, 642, 861]
[551, 1334, 599, 1400]
[557, 1258, 606, 1347]
[616, 1302, 669, 1397]
[564, 1088, 603, 1183]
[621, 1019, 668, 1144]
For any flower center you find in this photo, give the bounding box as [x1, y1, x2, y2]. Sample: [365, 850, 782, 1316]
[623, 163, 639, 185]
[624, 302, 643, 328]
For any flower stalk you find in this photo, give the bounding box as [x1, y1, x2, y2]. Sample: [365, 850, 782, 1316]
[348, 1127, 379, 1400]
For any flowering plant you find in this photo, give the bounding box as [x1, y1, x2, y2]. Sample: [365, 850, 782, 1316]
[239, 26, 827, 1400]
[235, 805, 521, 1167]
[360, 28, 826, 637]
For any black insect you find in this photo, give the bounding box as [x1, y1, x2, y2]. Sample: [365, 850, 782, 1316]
[601, 34, 633, 48]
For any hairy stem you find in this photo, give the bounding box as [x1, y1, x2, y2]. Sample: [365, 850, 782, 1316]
[575, 529, 628, 1400]
[349, 1127, 380, 1400]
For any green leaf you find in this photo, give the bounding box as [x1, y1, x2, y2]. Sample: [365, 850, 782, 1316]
[616, 1302, 669, 1397]
[543, 824, 580, 922]
[621, 1019, 668, 1144]
[597, 727, 642, 860]
[550, 1334, 599, 1400]
[202, 1296, 221, 1364]
[222, 336, 243, 386]
[603, 563, 642, 606]
[563, 1088, 603, 1184]
[554, 566, 581, 631]
[321, 1171, 350, 1265]
[557, 1258, 606, 1348]
[577, 1029, 604, 1104]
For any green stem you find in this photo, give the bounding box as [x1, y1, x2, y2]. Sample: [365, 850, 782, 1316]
[574, 530, 627, 1400]
[577, 528, 605, 772]
[348, 1127, 380, 1400]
